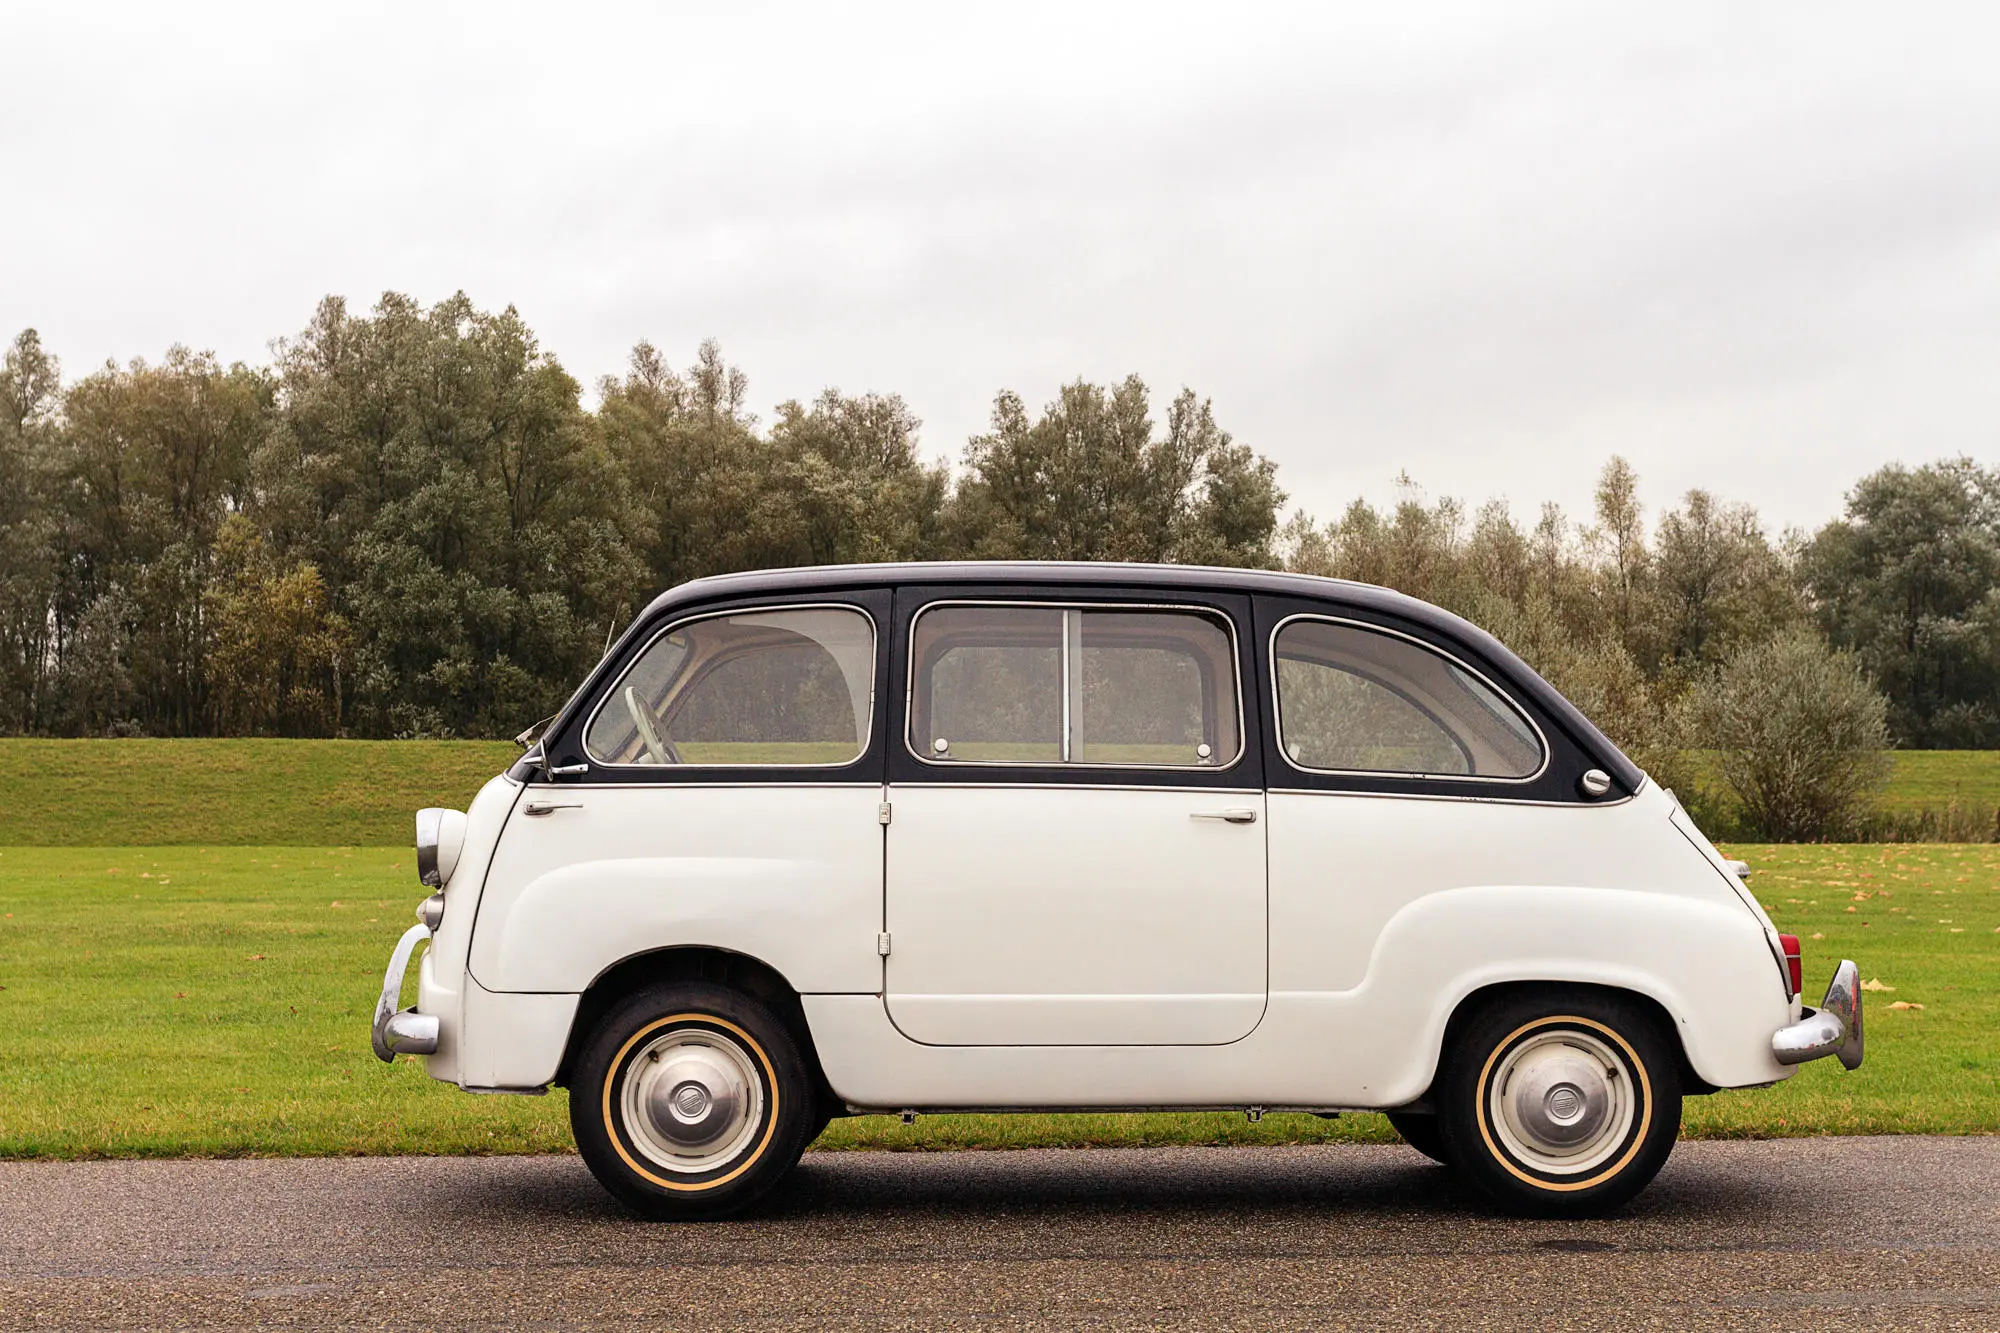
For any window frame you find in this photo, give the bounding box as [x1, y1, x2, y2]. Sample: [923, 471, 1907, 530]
[579, 601, 881, 772]
[903, 599, 1247, 773]
[1268, 612, 1550, 786]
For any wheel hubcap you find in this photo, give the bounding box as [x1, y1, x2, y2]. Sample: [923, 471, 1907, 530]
[620, 1029, 764, 1173]
[1488, 1029, 1635, 1175]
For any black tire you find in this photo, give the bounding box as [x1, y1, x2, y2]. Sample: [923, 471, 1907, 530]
[569, 982, 818, 1221]
[1386, 1110, 1450, 1165]
[1435, 991, 1681, 1218]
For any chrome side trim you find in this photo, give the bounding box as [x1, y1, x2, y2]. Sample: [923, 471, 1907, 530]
[1267, 786, 1635, 810]
[1771, 959, 1864, 1069]
[1267, 612, 1551, 786]
[903, 782, 1264, 795]
[371, 924, 439, 1062]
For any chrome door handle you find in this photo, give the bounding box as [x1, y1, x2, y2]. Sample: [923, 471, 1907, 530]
[523, 801, 582, 817]
[1191, 807, 1258, 824]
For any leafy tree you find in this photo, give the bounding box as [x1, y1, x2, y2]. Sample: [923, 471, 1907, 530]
[947, 378, 1283, 566]
[254, 293, 635, 736]
[1652, 488, 1799, 667]
[1692, 629, 1892, 840]
[0, 330, 62, 731]
[1800, 458, 2000, 746]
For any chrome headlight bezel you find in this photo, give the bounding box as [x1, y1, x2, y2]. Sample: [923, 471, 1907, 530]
[416, 808, 467, 889]
[416, 808, 446, 887]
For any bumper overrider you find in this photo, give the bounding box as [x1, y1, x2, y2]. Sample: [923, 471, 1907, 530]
[371, 919, 440, 1062]
[1770, 958, 1865, 1070]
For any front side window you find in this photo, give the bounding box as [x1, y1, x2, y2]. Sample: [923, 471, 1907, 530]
[909, 605, 1240, 767]
[584, 607, 875, 767]
[1274, 619, 1543, 779]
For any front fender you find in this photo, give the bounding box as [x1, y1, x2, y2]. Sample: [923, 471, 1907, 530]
[1354, 884, 1792, 1099]
[469, 855, 881, 995]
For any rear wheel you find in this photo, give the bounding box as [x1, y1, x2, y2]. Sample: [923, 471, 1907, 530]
[1436, 991, 1681, 1217]
[570, 982, 817, 1221]
[1385, 1110, 1449, 1165]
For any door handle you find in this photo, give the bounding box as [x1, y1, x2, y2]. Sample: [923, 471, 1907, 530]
[523, 801, 582, 817]
[1191, 807, 1258, 824]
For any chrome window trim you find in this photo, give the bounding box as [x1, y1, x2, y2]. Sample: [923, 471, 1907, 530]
[522, 781, 885, 791]
[1268, 613, 1551, 786]
[896, 783, 1266, 795]
[580, 601, 879, 771]
[1265, 786, 1633, 809]
[904, 599, 1247, 772]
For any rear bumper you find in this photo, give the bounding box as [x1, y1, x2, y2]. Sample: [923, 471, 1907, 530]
[371, 923, 440, 1061]
[1771, 958, 1864, 1070]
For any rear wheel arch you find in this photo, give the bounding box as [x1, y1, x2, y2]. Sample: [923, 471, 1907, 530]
[1436, 980, 1711, 1099]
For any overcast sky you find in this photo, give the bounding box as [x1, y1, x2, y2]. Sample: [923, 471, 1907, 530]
[4, 1, 1995, 534]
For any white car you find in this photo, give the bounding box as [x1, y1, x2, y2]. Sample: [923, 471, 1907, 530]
[372, 562, 1862, 1219]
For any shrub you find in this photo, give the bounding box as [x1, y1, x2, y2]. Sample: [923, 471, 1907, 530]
[1693, 630, 1892, 841]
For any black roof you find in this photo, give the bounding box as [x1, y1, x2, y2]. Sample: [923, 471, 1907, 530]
[651, 560, 1440, 623]
[637, 561, 1642, 790]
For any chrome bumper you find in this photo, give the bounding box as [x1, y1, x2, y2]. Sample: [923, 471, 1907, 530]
[371, 923, 440, 1062]
[1771, 958, 1864, 1070]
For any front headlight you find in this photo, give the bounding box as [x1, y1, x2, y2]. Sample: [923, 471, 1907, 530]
[416, 807, 468, 888]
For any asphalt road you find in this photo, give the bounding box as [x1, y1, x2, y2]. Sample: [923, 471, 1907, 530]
[1, 1137, 1996, 1331]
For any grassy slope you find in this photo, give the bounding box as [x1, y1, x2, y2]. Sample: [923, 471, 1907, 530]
[1877, 750, 2000, 814]
[0, 739, 517, 846]
[0, 842, 1991, 1159]
[0, 740, 1996, 845]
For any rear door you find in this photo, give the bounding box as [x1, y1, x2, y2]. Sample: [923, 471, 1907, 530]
[882, 590, 1268, 1046]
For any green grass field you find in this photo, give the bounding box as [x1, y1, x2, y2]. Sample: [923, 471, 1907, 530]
[2, 740, 1996, 846]
[1876, 750, 2000, 814]
[0, 739, 518, 846]
[0, 840, 1992, 1159]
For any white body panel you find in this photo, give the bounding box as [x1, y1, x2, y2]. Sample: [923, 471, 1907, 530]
[883, 785, 1267, 1045]
[466, 782, 884, 995]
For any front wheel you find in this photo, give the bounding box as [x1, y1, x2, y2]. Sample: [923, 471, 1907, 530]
[1435, 992, 1681, 1217]
[569, 982, 817, 1220]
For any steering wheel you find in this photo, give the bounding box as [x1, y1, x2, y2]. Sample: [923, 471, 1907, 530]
[623, 686, 680, 765]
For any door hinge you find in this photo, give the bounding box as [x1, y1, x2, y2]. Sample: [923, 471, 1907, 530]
[877, 801, 892, 826]
[876, 932, 892, 956]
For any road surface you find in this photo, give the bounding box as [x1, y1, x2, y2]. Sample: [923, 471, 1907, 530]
[2, 1137, 1996, 1330]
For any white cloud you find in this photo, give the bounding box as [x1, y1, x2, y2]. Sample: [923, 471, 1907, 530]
[3, 0, 1995, 533]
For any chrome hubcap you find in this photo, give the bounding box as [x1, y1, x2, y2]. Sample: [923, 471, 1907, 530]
[1488, 1029, 1635, 1175]
[620, 1029, 764, 1173]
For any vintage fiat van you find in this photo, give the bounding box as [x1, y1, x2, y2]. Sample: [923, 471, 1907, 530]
[371, 562, 1862, 1218]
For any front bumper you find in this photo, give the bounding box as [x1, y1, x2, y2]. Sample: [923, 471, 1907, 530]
[1771, 958, 1864, 1070]
[371, 923, 440, 1062]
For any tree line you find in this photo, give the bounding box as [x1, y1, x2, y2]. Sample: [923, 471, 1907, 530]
[3, 293, 1996, 779]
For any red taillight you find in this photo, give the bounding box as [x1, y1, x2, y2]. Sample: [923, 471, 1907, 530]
[1777, 933, 1803, 998]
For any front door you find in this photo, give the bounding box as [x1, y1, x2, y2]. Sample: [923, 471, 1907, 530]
[883, 597, 1268, 1046]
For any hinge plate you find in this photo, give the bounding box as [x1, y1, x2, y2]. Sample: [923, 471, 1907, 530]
[877, 931, 892, 956]
[877, 801, 892, 825]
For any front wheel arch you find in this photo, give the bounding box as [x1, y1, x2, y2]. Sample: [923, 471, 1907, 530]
[552, 947, 838, 1116]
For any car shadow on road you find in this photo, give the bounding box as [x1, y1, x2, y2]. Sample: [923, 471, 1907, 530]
[448, 1143, 1778, 1237]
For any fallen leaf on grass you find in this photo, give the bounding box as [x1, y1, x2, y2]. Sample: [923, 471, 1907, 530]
[1844, 906, 1857, 913]
[1887, 1001, 1926, 1011]
[1811, 932, 1825, 940]
[1860, 978, 1895, 992]
[247, 954, 266, 961]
